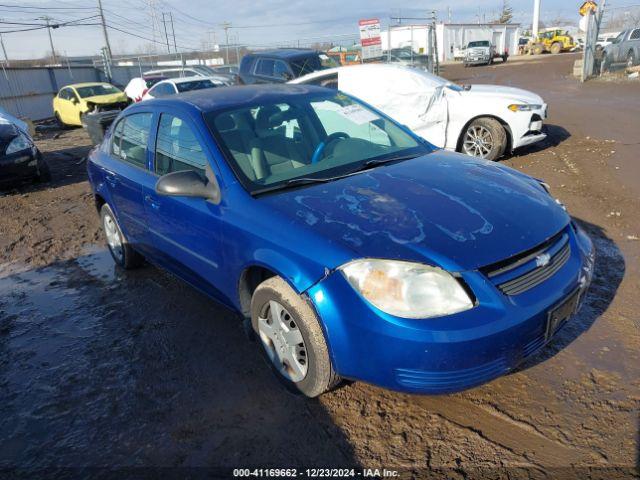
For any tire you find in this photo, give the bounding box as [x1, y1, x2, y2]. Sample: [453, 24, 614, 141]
[460, 117, 507, 161]
[35, 154, 52, 183]
[532, 44, 544, 55]
[550, 42, 562, 55]
[601, 54, 612, 74]
[627, 51, 636, 69]
[502, 54, 508, 63]
[250, 276, 340, 397]
[54, 111, 67, 129]
[100, 203, 143, 269]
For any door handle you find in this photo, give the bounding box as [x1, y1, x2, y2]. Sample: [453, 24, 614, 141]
[105, 173, 118, 187]
[144, 195, 161, 210]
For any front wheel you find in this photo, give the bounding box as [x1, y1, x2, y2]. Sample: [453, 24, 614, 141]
[550, 42, 562, 55]
[251, 276, 340, 397]
[461, 117, 507, 161]
[100, 204, 143, 269]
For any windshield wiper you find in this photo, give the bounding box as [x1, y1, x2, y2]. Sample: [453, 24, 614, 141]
[362, 153, 421, 168]
[251, 176, 341, 196]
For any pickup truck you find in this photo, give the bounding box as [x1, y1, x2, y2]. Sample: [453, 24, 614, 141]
[463, 40, 508, 67]
[602, 28, 640, 70]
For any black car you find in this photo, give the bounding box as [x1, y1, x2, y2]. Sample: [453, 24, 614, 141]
[0, 121, 50, 187]
[238, 49, 325, 84]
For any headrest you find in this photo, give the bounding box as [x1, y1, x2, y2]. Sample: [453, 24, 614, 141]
[255, 105, 282, 131]
[216, 113, 236, 132]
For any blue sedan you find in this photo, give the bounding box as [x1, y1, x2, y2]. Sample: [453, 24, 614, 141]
[87, 84, 595, 397]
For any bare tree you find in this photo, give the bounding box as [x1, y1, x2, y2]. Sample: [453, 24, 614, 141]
[497, 0, 514, 24]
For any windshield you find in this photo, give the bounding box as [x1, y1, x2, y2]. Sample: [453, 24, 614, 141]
[176, 79, 216, 92]
[467, 41, 490, 48]
[76, 84, 121, 98]
[205, 91, 432, 194]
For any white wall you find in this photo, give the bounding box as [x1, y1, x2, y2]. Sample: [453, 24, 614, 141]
[436, 24, 521, 61]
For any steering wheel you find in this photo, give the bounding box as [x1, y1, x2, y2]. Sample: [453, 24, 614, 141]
[310, 132, 350, 164]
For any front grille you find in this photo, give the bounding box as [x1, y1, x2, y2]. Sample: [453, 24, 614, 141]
[481, 230, 571, 296]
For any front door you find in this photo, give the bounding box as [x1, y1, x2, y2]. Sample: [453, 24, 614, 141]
[143, 111, 228, 304]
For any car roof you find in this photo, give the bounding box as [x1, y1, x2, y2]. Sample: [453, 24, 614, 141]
[246, 49, 318, 59]
[133, 84, 331, 114]
[63, 82, 112, 89]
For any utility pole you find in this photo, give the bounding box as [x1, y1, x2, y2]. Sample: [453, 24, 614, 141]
[40, 16, 57, 64]
[431, 10, 439, 75]
[221, 21, 231, 64]
[161, 12, 170, 53]
[532, 0, 541, 38]
[97, 0, 113, 59]
[169, 12, 177, 53]
[0, 32, 9, 67]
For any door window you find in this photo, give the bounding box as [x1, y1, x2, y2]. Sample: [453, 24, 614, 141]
[631, 29, 640, 40]
[150, 83, 176, 97]
[155, 114, 208, 175]
[111, 113, 153, 168]
[255, 58, 276, 77]
[273, 60, 290, 79]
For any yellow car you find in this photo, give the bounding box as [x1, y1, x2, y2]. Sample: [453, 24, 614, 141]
[53, 82, 129, 127]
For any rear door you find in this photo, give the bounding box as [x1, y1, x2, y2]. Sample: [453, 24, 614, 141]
[104, 112, 156, 252]
[143, 111, 227, 302]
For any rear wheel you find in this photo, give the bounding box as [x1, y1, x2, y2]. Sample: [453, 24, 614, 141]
[550, 42, 562, 55]
[251, 276, 340, 397]
[627, 51, 636, 69]
[461, 117, 507, 161]
[100, 204, 143, 269]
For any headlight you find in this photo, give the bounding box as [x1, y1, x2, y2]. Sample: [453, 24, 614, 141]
[340, 259, 474, 319]
[5, 132, 32, 155]
[508, 103, 542, 112]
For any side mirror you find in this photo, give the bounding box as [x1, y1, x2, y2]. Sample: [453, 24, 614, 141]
[71, 97, 79, 105]
[155, 169, 221, 204]
[282, 72, 293, 81]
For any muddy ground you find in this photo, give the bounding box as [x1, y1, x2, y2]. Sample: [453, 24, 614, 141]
[0, 54, 638, 479]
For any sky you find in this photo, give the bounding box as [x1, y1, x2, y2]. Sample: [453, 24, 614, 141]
[0, 0, 589, 60]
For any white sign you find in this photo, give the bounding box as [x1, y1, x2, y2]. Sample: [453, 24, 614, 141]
[359, 18, 383, 60]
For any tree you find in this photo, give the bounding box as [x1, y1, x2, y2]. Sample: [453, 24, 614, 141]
[497, 0, 513, 24]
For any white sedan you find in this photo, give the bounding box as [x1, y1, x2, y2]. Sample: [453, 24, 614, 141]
[290, 64, 547, 160]
[141, 76, 225, 101]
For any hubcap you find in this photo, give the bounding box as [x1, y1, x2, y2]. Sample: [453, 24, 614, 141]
[103, 213, 124, 263]
[463, 125, 495, 158]
[257, 300, 308, 382]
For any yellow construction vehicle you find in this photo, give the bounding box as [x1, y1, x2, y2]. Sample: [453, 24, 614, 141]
[527, 28, 577, 55]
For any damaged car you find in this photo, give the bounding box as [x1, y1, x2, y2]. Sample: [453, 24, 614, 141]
[291, 64, 547, 160]
[87, 85, 594, 397]
[0, 108, 50, 186]
[53, 82, 130, 127]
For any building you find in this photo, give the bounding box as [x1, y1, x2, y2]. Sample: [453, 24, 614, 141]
[381, 23, 522, 62]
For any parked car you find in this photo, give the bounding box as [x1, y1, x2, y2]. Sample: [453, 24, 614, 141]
[141, 76, 223, 101]
[291, 64, 547, 160]
[212, 65, 239, 75]
[87, 84, 595, 397]
[53, 82, 129, 127]
[143, 67, 235, 85]
[596, 33, 619, 50]
[124, 75, 167, 102]
[0, 109, 50, 186]
[463, 40, 506, 66]
[602, 28, 640, 70]
[238, 49, 325, 84]
[383, 47, 431, 69]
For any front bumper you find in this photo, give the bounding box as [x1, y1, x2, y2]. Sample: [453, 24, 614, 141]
[0, 148, 39, 186]
[464, 57, 491, 65]
[307, 224, 595, 394]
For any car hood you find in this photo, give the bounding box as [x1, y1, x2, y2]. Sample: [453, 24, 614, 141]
[82, 93, 128, 104]
[460, 85, 544, 105]
[260, 151, 569, 271]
